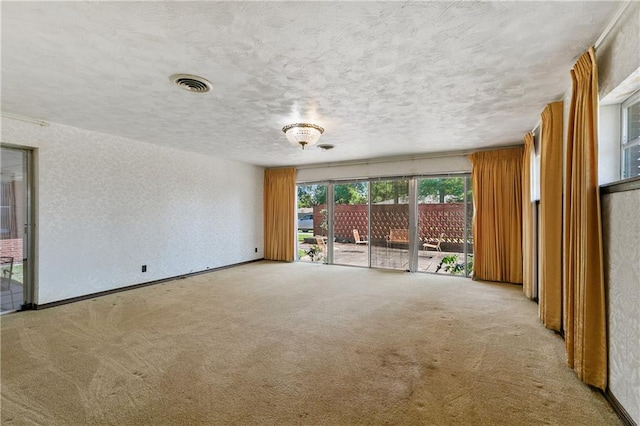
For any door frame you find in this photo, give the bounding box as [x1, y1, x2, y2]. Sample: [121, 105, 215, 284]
[1, 144, 37, 310]
[297, 173, 473, 276]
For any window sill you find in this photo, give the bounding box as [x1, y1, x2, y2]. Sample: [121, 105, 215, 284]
[600, 176, 640, 194]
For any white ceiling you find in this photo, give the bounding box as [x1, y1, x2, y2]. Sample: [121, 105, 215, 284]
[1, 1, 623, 168]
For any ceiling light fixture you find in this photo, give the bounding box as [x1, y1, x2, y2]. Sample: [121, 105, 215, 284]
[282, 123, 324, 150]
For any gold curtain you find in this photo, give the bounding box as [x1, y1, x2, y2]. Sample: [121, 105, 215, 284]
[264, 167, 296, 261]
[539, 101, 564, 331]
[521, 133, 535, 298]
[563, 47, 606, 389]
[469, 147, 524, 284]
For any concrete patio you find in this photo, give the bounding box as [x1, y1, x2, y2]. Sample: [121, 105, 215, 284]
[298, 240, 472, 276]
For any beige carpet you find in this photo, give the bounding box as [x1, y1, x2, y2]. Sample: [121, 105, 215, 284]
[1, 261, 619, 425]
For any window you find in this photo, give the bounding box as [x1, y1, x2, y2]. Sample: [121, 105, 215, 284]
[621, 90, 640, 179]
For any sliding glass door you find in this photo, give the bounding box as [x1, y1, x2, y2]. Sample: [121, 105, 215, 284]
[417, 176, 473, 276]
[464, 176, 474, 277]
[296, 175, 472, 275]
[1, 146, 34, 312]
[296, 183, 328, 263]
[333, 182, 369, 267]
[370, 179, 410, 270]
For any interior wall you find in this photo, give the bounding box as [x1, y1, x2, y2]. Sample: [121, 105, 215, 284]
[296, 154, 472, 182]
[601, 185, 640, 424]
[595, 3, 640, 421]
[597, 2, 640, 100]
[1, 117, 264, 304]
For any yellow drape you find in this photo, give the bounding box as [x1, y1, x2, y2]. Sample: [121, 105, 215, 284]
[522, 133, 535, 299]
[563, 47, 607, 390]
[469, 147, 524, 284]
[539, 101, 564, 331]
[264, 167, 296, 261]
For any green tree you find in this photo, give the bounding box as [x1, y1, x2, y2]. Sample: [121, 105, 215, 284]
[299, 178, 469, 207]
[418, 178, 465, 203]
[297, 187, 313, 208]
[334, 183, 367, 205]
[297, 184, 327, 207]
[371, 180, 409, 204]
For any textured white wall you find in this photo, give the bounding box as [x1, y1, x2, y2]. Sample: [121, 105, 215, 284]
[296, 155, 472, 182]
[602, 188, 640, 424]
[598, 2, 640, 101]
[596, 5, 640, 420]
[1, 117, 264, 304]
[596, 3, 638, 186]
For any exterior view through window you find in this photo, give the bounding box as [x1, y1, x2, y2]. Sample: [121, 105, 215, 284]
[370, 179, 410, 270]
[296, 176, 473, 277]
[297, 184, 328, 263]
[417, 177, 473, 276]
[333, 182, 369, 268]
[1, 147, 33, 313]
[622, 91, 640, 179]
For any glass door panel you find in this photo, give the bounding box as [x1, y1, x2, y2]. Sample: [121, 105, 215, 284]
[1, 147, 30, 312]
[370, 179, 409, 270]
[464, 176, 474, 277]
[333, 182, 368, 267]
[296, 183, 328, 263]
[417, 176, 472, 276]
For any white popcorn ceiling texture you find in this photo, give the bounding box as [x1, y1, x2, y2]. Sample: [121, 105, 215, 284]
[1, 1, 622, 167]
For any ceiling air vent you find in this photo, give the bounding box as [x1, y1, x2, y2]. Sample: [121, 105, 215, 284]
[170, 74, 212, 93]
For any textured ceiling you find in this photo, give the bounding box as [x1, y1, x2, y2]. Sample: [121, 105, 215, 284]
[1, 1, 623, 167]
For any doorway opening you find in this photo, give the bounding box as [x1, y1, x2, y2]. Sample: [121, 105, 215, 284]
[1, 146, 35, 313]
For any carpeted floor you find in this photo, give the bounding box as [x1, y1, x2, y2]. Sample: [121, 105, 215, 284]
[1, 261, 619, 425]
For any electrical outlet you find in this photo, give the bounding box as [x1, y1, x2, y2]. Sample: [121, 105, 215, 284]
[141, 265, 147, 273]
[255, 247, 258, 253]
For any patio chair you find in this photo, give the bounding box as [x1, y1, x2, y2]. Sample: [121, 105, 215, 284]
[315, 236, 327, 252]
[423, 233, 444, 251]
[386, 229, 409, 248]
[1, 256, 15, 307]
[314, 236, 337, 257]
[353, 229, 368, 245]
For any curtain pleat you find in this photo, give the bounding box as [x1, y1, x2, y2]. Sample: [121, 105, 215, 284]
[264, 167, 296, 261]
[469, 147, 524, 284]
[522, 133, 535, 299]
[539, 101, 564, 331]
[563, 47, 607, 390]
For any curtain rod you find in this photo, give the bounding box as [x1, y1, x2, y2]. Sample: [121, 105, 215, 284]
[594, 1, 632, 50]
[297, 172, 471, 186]
[1, 112, 50, 127]
[530, 120, 541, 136]
[295, 143, 522, 171]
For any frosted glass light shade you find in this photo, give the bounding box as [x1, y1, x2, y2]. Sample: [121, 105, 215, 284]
[282, 123, 324, 149]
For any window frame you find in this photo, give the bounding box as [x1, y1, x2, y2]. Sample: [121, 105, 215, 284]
[621, 89, 640, 180]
